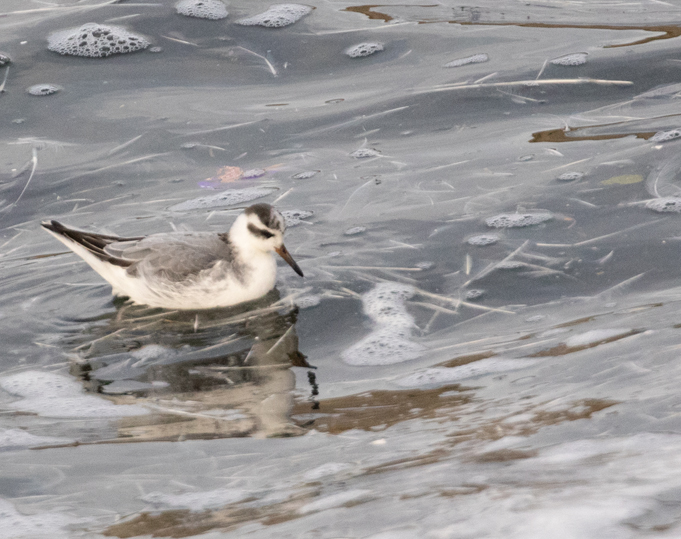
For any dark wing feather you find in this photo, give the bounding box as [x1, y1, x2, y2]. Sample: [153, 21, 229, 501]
[41, 220, 144, 268]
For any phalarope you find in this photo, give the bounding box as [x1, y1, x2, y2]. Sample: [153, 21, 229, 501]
[42, 203, 304, 310]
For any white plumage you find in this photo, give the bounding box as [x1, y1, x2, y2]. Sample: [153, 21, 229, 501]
[42, 203, 304, 310]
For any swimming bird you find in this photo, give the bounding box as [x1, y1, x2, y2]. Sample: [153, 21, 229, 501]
[41, 203, 304, 310]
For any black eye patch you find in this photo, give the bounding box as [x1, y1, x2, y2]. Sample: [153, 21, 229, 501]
[248, 223, 275, 239]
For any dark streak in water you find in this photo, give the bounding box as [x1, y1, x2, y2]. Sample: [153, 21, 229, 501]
[531, 127, 656, 144]
[343, 5, 681, 48]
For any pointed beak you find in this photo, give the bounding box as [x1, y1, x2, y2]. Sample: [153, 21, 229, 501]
[275, 245, 304, 277]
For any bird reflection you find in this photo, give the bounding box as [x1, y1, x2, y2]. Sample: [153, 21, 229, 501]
[67, 290, 315, 440]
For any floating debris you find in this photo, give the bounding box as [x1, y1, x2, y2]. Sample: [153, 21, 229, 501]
[416, 261, 435, 270]
[551, 52, 588, 66]
[149, 46, 163, 53]
[467, 234, 500, 246]
[557, 172, 585, 182]
[646, 197, 681, 213]
[650, 129, 681, 143]
[236, 4, 312, 28]
[175, 0, 228, 20]
[48, 23, 149, 58]
[517, 154, 534, 162]
[601, 175, 642, 185]
[350, 148, 381, 158]
[345, 42, 384, 58]
[344, 226, 366, 235]
[292, 170, 319, 179]
[443, 53, 488, 68]
[486, 212, 553, 228]
[0, 52, 11, 66]
[26, 83, 61, 96]
[170, 187, 276, 211]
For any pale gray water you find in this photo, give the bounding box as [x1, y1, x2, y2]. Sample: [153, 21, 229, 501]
[3, 1, 681, 537]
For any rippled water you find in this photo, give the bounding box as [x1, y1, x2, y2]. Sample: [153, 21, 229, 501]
[4, 1, 681, 537]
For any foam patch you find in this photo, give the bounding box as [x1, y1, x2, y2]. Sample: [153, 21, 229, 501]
[342, 282, 425, 365]
[467, 234, 499, 246]
[169, 187, 276, 211]
[175, 0, 228, 20]
[444, 53, 489, 68]
[26, 84, 61, 96]
[0, 371, 147, 418]
[47, 23, 149, 58]
[296, 295, 321, 309]
[646, 197, 681, 213]
[650, 129, 681, 143]
[485, 212, 553, 228]
[292, 170, 319, 179]
[350, 148, 381, 158]
[236, 4, 312, 28]
[345, 42, 384, 58]
[551, 52, 588, 66]
[557, 172, 585, 182]
[281, 209, 313, 227]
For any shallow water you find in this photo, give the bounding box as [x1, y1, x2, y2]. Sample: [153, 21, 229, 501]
[4, 1, 681, 537]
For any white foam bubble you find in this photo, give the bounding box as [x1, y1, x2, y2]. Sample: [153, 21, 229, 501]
[47, 23, 149, 58]
[650, 129, 681, 143]
[345, 42, 384, 58]
[646, 197, 681, 213]
[485, 212, 553, 228]
[350, 148, 381, 158]
[557, 171, 585, 182]
[281, 209, 313, 227]
[0, 499, 80, 539]
[298, 489, 372, 514]
[342, 283, 425, 366]
[175, 0, 228, 20]
[551, 52, 588, 66]
[443, 53, 489, 68]
[296, 294, 321, 309]
[467, 234, 499, 246]
[465, 289, 484, 300]
[0, 429, 72, 450]
[169, 187, 276, 211]
[0, 371, 147, 418]
[26, 84, 61, 96]
[236, 4, 312, 28]
[292, 170, 319, 179]
[344, 226, 366, 235]
[397, 358, 540, 387]
[141, 488, 249, 510]
[564, 328, 632, 348]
